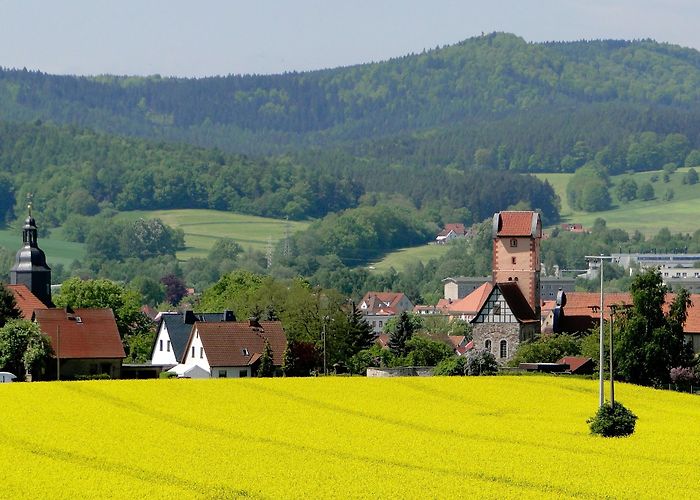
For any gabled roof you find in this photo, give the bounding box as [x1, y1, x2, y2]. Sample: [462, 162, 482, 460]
[446, 282, 493, 315]
[152, 310, 236, 361]
[34, 308, 125, 360]
[492, 211, 540, 238]
[6, 284, 47, 319]
[437, 223, 466, 238]
[360, 292, 412, 314]
[185, 320, 287, 367]
[496, 282, 539, 322]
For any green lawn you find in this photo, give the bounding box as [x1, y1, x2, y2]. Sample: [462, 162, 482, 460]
[535, 167, 700, 235]
[370, 244, 449, 272]
[117, 209, 311, 260]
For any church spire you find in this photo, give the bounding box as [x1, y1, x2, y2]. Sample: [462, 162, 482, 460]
[10, 195, 52, 307]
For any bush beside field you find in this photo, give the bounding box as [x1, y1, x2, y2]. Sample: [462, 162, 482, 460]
[1, 377, 699, 498]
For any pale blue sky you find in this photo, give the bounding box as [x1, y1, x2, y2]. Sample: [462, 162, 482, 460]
[0, 0, 697, 77]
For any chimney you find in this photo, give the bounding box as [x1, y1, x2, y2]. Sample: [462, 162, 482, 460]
[248, 317, 261, 329]
[224, 310, 236, 322]
[184, 310, 196, 324]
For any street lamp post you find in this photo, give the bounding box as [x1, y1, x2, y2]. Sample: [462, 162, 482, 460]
[322, 315, 329, 376]
[586, 254, 614, 408]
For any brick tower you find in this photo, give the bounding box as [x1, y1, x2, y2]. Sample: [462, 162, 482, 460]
[491, 211, 541, 317]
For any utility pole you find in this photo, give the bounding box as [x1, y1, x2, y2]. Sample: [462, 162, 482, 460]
[266, 236, 273, 269]
[283, 216, 290, 257]
[322, 316, 328, 376]
[56, 324, 60, 381]
[609, 305, 616, 407]
[586, 254, 614, 408]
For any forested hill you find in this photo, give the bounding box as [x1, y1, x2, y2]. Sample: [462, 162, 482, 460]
[2, 33, 700, 163]
[0, 121, 559, 227]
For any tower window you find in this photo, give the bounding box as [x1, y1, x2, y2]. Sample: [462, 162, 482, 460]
[510, 239, 518, 247]
[485, 339, 492, 351]
[512, 257, 516, 265]
[500, 340, 508, 358]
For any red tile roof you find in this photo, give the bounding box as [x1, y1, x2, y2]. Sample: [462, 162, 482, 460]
[556, 291, 700, 336]
[446, 282, 493, 315]
[6, 284, 48, 319]
[495, 211, 538, 237]
[34, 308, 125, 359]
[187, 320, 287, 367]
[360, 292, 412, 315]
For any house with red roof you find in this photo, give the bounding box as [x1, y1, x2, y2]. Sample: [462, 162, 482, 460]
[435, 223, 469, 244]
[359, 291, 414, 334]
[34, 308, 126, 380]
[173, 318, 287, 378]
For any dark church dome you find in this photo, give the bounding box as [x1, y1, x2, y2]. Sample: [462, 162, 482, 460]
[10, 206, 52, 307]
[12, 245, 50, 271]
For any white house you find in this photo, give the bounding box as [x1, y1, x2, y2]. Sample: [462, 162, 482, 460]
[150, 310, 236, 367]
[174, 319, 287, 378]
[359, 291, 414, 334]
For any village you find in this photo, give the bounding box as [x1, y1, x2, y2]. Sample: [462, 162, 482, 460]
[3, 208, 699, 383]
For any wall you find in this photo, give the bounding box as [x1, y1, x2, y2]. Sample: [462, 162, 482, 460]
[366, 367, 434, 377]
[472, 323, 521, 364]
[211, 366, 251, 378]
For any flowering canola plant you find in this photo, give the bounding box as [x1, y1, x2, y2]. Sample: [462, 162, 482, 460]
[1, 376, 699, 498]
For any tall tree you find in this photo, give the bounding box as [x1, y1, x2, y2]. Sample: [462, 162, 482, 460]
[617, 269, 694, 386]
[345, 301, 375, 355]
[257, 340, 274, 377]
[388, 311, 415, 357]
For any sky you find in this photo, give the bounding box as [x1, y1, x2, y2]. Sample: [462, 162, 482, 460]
[0, 0, 698, 77]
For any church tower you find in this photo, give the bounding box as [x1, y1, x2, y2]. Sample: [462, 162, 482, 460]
[10, 204, 52, 307]
[491, 211, 541, 316]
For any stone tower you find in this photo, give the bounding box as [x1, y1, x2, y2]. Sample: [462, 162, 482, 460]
[491, 211, 541, 316]
[10, 205, 52, 307]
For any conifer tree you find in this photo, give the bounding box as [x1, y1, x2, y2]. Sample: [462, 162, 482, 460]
[257, 339, 274, 377]
[388, 311, 414, 357]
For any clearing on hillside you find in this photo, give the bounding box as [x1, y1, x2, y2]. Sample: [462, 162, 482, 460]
[1, 376, 698, 498]
[117, 209, 310, 259]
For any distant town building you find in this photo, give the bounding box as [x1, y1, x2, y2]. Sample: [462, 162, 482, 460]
[359, 291, 414, 334]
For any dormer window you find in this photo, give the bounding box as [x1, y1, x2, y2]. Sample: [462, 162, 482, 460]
[242, 348, 249, 356]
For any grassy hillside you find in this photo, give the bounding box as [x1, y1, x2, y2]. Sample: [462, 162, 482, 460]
[117, 209, 310, 259]
[536, 167, 700, 235]
[1, 377, 698, 498]
[370, 244, 449, 272]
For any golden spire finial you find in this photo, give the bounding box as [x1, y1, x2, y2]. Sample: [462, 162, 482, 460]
[26, 192, 33, 217]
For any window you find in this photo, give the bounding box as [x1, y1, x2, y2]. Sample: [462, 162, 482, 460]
[239, 370, 248, 378]
[493, 304, 501, 315]
[500, 340, 508, 358]
[379, 321, 383, 327]
[510, 239, 518, 247]
[218, 370, 227, 378]
[242, 348, 249, 356]
[167, 341, 171, 352]
[192, 346, 195, 358]
[485, 339, 492, 351]
[511, 257, 516, 265]
[200, 347, 204, 359]
[159, 339, 163, 351]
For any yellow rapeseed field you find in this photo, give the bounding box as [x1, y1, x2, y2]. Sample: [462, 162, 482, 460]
[1, 376, 699, 499]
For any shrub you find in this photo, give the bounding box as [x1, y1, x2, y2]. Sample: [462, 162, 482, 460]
[464, 349, 498, 375]
[433, 356, 467, 376]
[159, 371, 177, 379]
[75, 373, 111, 381]
[669, 366, 696, 385]
[587, 401, 637, 437]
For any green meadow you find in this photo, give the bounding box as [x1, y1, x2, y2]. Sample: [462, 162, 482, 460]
[0, 226, 85, 268]
[117, 209, 310, 260]
[370, 244, 449, 273]
[535, 167, 700, 235]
